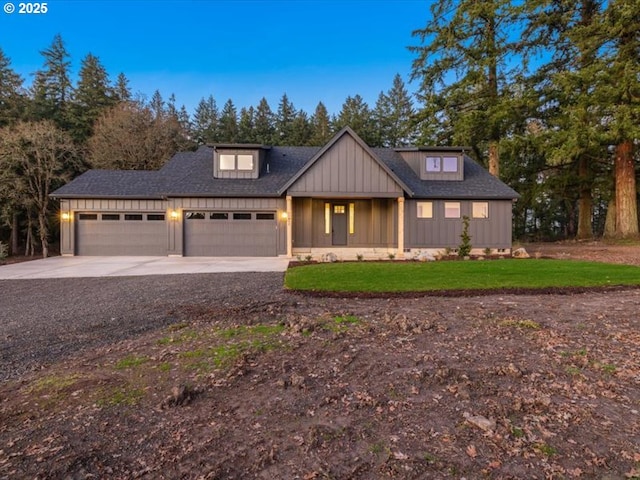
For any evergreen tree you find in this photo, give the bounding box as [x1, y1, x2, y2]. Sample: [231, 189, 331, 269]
[600, 0, 640, 237]
[522, 0, 607, 239]
[238, 106, 256, 143]
[309, 102, 332, 146]
[218, 99, 238, 142]
[374, 74, 415, 147]
[114, 73, 131, 102]
[274, 93, 296, 145]
[410, 0, 522, 177]
[177, 105, 192, 139]
[166, 93, 178, 118]
[71, 53, 115, 142]
[0, 48, 25, 127]
[254, 97, 275, 144]
[289, 111, 312, 145]
[31, 34, 74, 129]
[192, 95, 219, 143]
[333, 95, 376, 145]
[149, 90, 165, 119]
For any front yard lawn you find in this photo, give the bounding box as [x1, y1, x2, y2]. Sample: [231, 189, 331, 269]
[284, 259, 640, 293]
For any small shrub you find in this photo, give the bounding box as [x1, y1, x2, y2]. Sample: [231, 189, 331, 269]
[483, 247, 492, 256]
[458, 216, 472, 258]
[387, 252, 395, 260]
[356, 253, 364, 261]
[304, 255, 313, 262]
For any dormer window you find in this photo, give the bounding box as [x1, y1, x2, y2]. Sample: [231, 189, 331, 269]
[220, 154, 254, 171]
[426, 156, 459, 173]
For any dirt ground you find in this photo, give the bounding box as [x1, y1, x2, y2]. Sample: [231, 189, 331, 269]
[1, 242, 639, 479]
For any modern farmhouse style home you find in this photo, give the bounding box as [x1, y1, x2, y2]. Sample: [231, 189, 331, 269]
[52, 127, 519, 259]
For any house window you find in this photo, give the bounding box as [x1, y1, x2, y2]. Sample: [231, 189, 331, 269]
[444, 202, 460, 218]
[324, 203, 331, 235]
[442, 157, 458, 172]
[417, 201, 433, 219]
[333, 205, 345, 214]
[219, 154, 235, 170]
[236, 155, 254, 170]
[186, 212, 206, 220]
[349, 203, 355, 234]
[425, 155, 459, 173]
[472, 202, 489, 219]
[219, 153, 254, 171]
[425, 156, 441, 172]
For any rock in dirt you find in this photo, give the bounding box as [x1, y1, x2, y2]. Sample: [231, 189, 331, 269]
[463, 412, 496, 432]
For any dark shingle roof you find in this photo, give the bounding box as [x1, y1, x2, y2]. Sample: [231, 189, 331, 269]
[51, 170, 165, 198]
[52, 142, 519, 200]
[374, 148, 519, 200]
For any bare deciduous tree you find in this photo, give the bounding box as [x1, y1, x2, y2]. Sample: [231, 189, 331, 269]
[0, 120, 78, 257]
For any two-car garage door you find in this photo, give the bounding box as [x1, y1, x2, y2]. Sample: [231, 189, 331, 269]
[183, 211, 277, 256]
[75, 210, 278, 256]
[75, 212, 167, 256]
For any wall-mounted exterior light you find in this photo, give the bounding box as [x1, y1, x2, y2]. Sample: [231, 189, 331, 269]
[61, 212, 71, 221]
[280, 211, 288, 220]
[170, 210, 179, 220]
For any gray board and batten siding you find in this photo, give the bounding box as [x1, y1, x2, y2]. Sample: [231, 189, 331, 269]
[292, 198, 396, 249]
[405, 199, 514, 249]
[286, 133, 405, 198]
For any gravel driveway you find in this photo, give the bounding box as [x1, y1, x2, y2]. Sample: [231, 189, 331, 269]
[0, 272, 287, 381]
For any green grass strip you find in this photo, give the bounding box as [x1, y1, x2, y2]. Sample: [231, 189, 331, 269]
[284, 259, 640, 292]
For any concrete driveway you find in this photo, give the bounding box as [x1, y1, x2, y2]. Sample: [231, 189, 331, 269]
[0, 256, 290, 279]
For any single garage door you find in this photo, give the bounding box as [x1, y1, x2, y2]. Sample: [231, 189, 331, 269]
[184, 211, 277, 256]
[76, 212, 167, 255]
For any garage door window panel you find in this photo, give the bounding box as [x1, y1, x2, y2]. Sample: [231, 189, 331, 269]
[102, 214, 120, 221]
[125, 214, 143, 221]
[233, 213, 252, 220]
[79, 213, 97, 220]
[147, 214, 165, 221]
[210, 212, 229, 220]
[186, 212, 206, 220]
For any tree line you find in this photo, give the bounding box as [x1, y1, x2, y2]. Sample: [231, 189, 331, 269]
[0, 34, 416, 257]
[1, 0, 638, 257]
[410, 0, 639, 240]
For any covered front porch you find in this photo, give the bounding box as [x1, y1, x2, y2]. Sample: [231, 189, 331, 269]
[285, 196, 406, 260]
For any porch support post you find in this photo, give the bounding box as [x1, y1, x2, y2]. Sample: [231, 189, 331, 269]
[397, 196, 405, 259]
[286, 195, 293, 258]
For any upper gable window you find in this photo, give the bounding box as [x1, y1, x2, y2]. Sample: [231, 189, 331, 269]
[219, 153, 254, 171]
[219, 154, 235, 170]
[442, 156, 458, 172]
[425, 155, 459, 173]
[237, 155, 254, 170]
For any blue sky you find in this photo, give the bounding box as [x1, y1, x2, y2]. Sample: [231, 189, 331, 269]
[0, 0, 429, 116]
